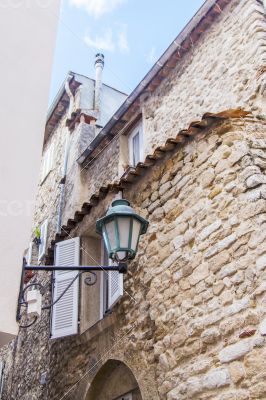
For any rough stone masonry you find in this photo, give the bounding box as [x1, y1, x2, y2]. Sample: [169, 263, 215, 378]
[0, 0, 265, 399]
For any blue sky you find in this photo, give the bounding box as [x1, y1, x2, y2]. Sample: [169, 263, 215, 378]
[49, 0, 205, 104]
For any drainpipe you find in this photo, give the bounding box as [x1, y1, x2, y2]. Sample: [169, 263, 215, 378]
[94, 53, 104, 127]
[56, 76, 74, 233]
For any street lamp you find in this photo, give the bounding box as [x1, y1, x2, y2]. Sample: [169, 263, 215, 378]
[17, 198, 149, 328]
[96, 199, 149, 262]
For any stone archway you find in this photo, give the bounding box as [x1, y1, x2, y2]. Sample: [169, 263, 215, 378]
[86, 359, 142, 400]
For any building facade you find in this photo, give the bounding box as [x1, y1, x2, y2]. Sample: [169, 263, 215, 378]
[0, 0, 266, 399]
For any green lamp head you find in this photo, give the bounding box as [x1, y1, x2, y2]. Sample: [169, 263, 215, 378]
[96, 199, 149, 262]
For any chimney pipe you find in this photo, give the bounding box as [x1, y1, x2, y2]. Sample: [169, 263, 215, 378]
[94, 53, 104, 125]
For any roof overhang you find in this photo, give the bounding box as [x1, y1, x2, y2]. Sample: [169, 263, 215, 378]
[78, 0, 232, 167]
[44, 73, 81, 146]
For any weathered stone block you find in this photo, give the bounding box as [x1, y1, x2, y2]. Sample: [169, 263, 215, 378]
[208, 186, 222, 199]
[173, 235, 184, 250]
[208, 250, 230, 273]
[189, 263, 209, 286]
[198, 168, 215, 188]
[229, 361, 246, 383]
[256, 253, 266, 271]
[219, 336, 264, 363]
[202, 367, 231, 390]
[186, 367, 230, 395]
[198, 219, 222, 241]
[245, 174, 266, 188]
[159, 181, 172, 196]
[213, 281, 224, 295]
[205, 234, 237, 259]
[201, 327, 220, 344]
[228, 141, 249, 165]
[259, 317, 266, 335]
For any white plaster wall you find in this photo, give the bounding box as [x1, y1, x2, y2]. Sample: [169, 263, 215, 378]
[0, 0, 60, 346]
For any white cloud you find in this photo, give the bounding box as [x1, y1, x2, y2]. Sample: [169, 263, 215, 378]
[146, 46, 157, 64]
[69, 0, 125, 18]
[118, 27, 129, 54]
[84, 29, 115, 52]
[84, 27, 130, 54]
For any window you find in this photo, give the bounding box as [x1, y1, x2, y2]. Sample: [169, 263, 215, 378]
[41, 142, 54, 182]
[101, 242, 123, 317]
[0, 361, 4, 398]
[128, 122, 143, 167]
[51, 237, 80, 339]
[50, 235, 124, 339]
[101, 241, 109, 315]
[38, 219, 48, 262]
[26, 242, 33, 265]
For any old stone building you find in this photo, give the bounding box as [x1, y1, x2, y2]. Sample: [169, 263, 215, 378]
[0, 0, 266, 399]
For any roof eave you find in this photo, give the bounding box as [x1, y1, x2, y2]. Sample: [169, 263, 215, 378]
[77, 0, 223, 165]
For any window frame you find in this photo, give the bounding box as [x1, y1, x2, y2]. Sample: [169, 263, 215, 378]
[38, 219, 48, 262]
[26, 241, 33, 265]
[100, 240, 109, 318]
[0, 360, 4, 398]
[128, 121, 144, 167]
[100, 240, 123, 318]
[41, 142, 54, 183]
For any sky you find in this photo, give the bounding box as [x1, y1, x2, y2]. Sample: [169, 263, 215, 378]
[49, 0, 205, 105]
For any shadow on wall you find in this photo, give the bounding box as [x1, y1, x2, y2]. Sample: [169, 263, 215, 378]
[85, 359, 142, 400]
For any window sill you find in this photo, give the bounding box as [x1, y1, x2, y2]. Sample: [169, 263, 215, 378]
[81, 311, 116, 341]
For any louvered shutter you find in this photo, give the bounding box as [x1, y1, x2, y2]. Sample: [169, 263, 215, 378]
[41, 150, 48, 182]
[27, 242, 33, 265]
[0, 361, 4, 397]
[51, 237, 80, 339]
[48, 142, 54, 172]
[38, 219, 48, 261]
[108, 259, 123, 309]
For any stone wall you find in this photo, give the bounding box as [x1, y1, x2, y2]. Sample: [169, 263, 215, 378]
[61, 0, 266, 228]
[4, 117, 266, 400]
[123, 116, 266, 400]
[32, 116, 68, 247]
[142, 0, 266, 155]
[0, 0, 265, 398]
[62, 134, 120, 227]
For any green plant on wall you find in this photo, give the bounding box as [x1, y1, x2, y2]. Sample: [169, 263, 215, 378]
[35, 226, 41, 239]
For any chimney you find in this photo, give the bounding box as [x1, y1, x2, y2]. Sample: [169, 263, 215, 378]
[94, 53, 104, 125]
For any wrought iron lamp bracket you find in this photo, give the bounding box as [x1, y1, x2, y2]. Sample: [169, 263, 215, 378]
[17, 258, 127, 329]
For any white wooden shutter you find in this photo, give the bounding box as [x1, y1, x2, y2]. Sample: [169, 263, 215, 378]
[62, 133, 70, 177]
[51, 237, 80, 339]
[41, 142, 54, 182]
[26, 242, 33, 265]
[38, 219, 48, 261]
[0, 361, 4, 397]
[48, 142, 54, 172]
[41, 150, 48, 182]
[108, 259, 123, 309]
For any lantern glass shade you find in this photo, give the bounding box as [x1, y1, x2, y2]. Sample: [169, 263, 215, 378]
[105, 220, 116, 249]
[117, 217, 130, 248]
[96, 199, 149, 262]
[131, 219, 142, 251]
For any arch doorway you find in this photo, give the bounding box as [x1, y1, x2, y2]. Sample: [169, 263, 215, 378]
[86, 359, 142, 400]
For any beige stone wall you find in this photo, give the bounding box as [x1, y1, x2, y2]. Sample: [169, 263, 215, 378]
[31, 0, 266, 243]
[15, 116, 265, 400]
[1, 0, 265, 398]
[142, 0, 266, 155]
[122, 117, 266, 400]
[61, 0, 266, 229]
[32, 116, 68, 246]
